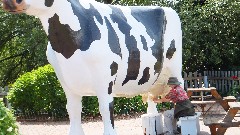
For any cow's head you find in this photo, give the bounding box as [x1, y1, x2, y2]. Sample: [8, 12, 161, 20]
[2, 0, 54, 14]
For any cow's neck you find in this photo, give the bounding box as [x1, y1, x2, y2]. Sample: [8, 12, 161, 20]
[37, 0, 99, 35]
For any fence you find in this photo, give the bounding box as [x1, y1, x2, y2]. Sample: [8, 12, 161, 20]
[0, 86, 9, 107]
[183, 71, 240, 94]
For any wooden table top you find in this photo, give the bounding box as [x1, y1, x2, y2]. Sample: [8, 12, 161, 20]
[187, 87, 216, 92]
[191, 100, 216, 104]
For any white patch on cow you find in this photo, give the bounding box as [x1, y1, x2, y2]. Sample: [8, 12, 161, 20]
[51, 1, 81, 31]
[91, 1, 113, 15]
[79, 0, 92, 9]
[25, 0, 50, 15]
[31, 0, 81, 34]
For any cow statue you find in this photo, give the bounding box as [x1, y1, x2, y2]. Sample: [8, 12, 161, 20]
[2, 0, 183, 135]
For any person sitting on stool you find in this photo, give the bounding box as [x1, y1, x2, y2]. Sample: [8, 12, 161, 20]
[153, 77, 195, 135]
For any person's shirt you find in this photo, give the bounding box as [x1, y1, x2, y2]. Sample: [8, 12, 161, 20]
[165, 85, 189, 103]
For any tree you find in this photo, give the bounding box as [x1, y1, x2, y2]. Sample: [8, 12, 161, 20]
[179, 0, 240, 72]
[0, 7, 48, 86]
[103, 0, 113, 4]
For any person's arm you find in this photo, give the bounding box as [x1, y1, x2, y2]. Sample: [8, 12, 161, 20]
[160, 97, 171, 102]
[153, 96, 171, 103]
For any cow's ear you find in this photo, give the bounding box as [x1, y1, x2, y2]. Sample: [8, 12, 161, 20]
[45, 0, 54, 7]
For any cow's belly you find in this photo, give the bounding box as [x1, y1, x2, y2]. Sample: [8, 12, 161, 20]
[112, 68, 157, 96]
[46, 43, 161, 97]
[112, 66, 172, 97]
[47, 45, 98, 95]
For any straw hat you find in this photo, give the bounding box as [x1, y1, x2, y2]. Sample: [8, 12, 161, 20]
[167, 77, 181, 85]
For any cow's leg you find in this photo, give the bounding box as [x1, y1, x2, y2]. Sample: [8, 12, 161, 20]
[97, 93, 117, 135]
[65, 92, 84, 135]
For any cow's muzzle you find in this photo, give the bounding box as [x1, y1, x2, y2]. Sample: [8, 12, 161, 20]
[2, 0, 27, 13]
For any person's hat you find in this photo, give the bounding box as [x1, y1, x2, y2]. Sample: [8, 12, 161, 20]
[167, 77, 181, 85]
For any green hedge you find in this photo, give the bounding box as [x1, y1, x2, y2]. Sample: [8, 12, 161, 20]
[8, 65, 67, 118]
[0, 102, 18, 135]
[8, 64, 168, 118]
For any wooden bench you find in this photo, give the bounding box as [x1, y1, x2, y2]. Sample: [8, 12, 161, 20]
[220, 96, 237, 111]
[190, 95, 213, 100]
[191, 101, 216, 115]
[203, 102, 240, 135]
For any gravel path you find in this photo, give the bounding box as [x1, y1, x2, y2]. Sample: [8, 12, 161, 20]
[18, 115, 240, 135]
[17, 103, 240, 135]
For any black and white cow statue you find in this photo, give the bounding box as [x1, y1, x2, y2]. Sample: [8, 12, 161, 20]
[2, 0, 183, 134]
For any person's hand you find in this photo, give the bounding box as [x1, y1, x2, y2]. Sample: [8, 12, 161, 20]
[153, 97, 162, 103]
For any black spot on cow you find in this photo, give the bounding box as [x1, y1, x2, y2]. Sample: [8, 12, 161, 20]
[108, 81, 113, 94]
[110, 61, 118, 76]
[122, 38, 140, 86]
[109, 6, 141, 86]
[45, 0, 54, 7]
[140, 35, 148, 51]
[48, 1, 103, 58]
[109, 101, 114, 128]
[164, 16, 167, 33]
[131, 7, 165, 75]
[154, 119, 157, 133]
[68, 1, 103, 51]
[166, 39, 176, 59]
[108, 81, 115, 124]
[48, 0, 103, 58]
[104, 17, 122, 58]
[48, 14, 78, 59]
[109, 6, 131, 34]
[138, 67, 150, 85]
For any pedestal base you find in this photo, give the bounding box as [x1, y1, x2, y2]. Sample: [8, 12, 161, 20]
[179, 112, 201, 135]
[141, 113, 163, 135]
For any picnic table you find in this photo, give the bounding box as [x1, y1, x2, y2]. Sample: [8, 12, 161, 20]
[187, 87, 221, 115]
[187, 87, 236, 115]
[203, 102, 240, 135]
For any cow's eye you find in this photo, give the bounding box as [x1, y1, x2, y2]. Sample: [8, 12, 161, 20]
[16, 0, 22, 4]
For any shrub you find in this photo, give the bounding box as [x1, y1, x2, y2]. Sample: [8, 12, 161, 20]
[8, 64, 67, 118]
[114, 96, 147, 114]
[9, 64, 166, 118]
[228, 76, 240, 101]
[0, 102, 18, 135]
[228, 85, 240, 101]
[82, 96, 148, 117]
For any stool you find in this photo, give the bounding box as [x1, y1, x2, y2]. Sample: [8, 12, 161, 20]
[178, 112, 201, 135]
[141, 113, 163, 135]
